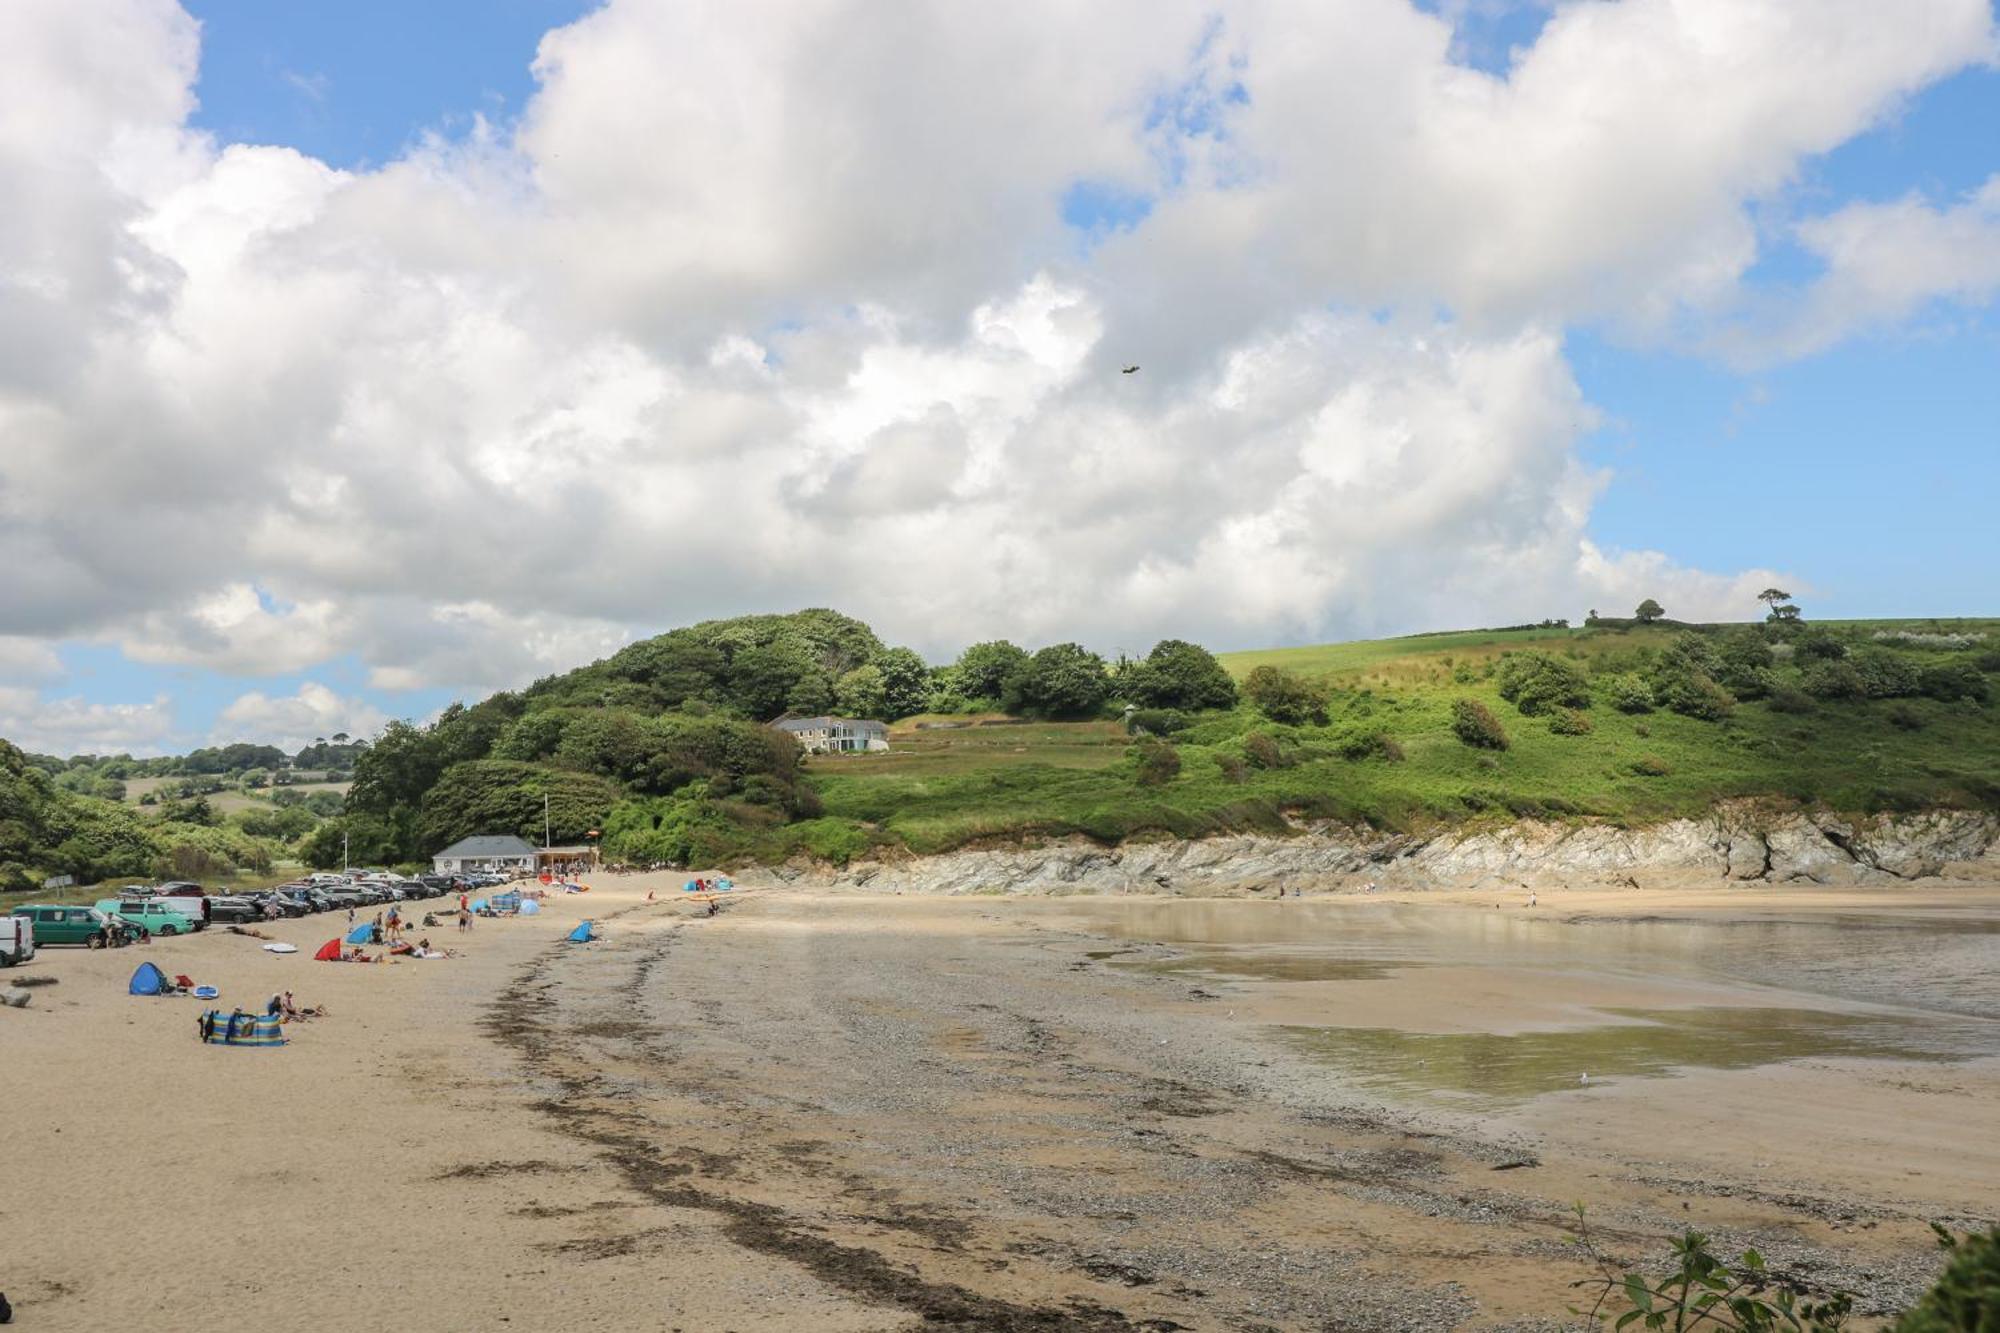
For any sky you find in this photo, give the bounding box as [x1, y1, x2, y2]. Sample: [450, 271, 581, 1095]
[1, 0, 1996, 757]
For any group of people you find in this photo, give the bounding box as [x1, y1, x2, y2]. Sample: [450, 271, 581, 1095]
[265, 990, 325, 1021]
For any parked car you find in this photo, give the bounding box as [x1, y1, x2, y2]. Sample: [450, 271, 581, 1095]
[11, 904, 123, 948]
[205, 895, 263, 925]
[96, 897, 200, 937]
[1, 913, 35, 966]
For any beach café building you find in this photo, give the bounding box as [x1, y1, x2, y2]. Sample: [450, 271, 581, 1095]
[536, 843, 600, 876]
[432, 834, 538, 877]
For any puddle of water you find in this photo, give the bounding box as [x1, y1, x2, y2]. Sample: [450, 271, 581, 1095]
[1124, 952, 1416, 983]
[1058, 899, 2000, 1021]
[1279, 1006, 1993, 1108]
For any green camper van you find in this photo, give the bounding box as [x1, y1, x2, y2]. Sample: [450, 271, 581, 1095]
[11, 904, 120, 948]
[95, 897, 195, 937]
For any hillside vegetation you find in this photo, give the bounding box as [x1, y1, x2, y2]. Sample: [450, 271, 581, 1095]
[5, 607, 1997, 887]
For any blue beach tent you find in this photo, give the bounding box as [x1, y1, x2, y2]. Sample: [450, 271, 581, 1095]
[128, 961, 167, 995]
[566, 921, 595, 943]
[345, 923, 374, 945]
[518, 899, 541, 916]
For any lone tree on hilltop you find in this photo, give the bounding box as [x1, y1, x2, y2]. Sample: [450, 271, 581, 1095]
[1759, 587, 1803, 627]
[1635, 598, 1665, 623]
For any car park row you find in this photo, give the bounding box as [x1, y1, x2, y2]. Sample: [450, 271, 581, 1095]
[5, 869, 523, 959]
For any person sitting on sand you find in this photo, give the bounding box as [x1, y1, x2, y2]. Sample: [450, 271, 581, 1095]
[267, 993, 284, 1017]
[281, 991, 301, 1019]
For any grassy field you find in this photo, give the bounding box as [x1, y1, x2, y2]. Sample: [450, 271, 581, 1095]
[118, 776, 350, 816]
[805, 618, 2000, 857]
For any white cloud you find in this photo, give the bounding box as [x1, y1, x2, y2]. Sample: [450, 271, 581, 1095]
[1717, 173, 2000, 363]
[212, 682, 388, 752]
[0, 0, 1991, 700]
[0, 637, 62, 684]
[119, 583, 348, 675]
[0, 688, 178, 757]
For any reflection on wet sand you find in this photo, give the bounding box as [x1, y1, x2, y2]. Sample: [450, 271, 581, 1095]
[1279, 1004, 1991, 1107]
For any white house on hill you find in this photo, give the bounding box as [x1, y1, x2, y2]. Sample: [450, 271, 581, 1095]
[770, 715, 890, 754]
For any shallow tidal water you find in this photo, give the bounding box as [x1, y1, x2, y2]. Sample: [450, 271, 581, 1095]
[1061, 898, 2000, 1106]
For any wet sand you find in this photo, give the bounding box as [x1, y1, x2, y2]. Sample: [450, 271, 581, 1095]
[6, 875, 1996, 1330]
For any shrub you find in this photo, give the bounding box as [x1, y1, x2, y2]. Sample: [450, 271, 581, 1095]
[1452, 698, 1510, 750]
[1919, 660, 1991, 703]
[1977, 648, 2000, 673]
[1650, 633, 1735, 721]
[1126, 708, 1190, 736]
[1604, 673, 1655, 714]
[1886, 702, 1925, 731]
[1243, 733, 1292, 770]
[1851, 648, 1920, 699]
[1767, 685, 1815, 714]
[1797, 631, 1849, 661]
[1214, 753, 1247, 783]
[1802, 659, 1867, 701]
[1132, 738, 1182, 787]
[1242, 665, 1330, 726]
[1655, 670, 1735, 721]
[1548, 708, 1593, 736]
[1496, 652, 1591, 715]
[1336, 730, 1404, 762]
[1631, 755, 1671, 777]
[1895, 1224, 2000, 1332]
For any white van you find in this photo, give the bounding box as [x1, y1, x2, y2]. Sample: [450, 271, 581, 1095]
[147, 892, 210, 931]
[0, 914, 35, 967]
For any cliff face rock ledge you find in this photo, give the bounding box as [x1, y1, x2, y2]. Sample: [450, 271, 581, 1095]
[767, 805, 2000, 896]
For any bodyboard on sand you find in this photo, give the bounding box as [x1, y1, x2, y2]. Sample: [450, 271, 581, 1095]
[262, 942, 299, 954]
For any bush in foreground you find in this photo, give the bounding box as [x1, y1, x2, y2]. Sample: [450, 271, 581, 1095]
[1497, 652, 1592, 716]
[1452, 699, 1510, 750]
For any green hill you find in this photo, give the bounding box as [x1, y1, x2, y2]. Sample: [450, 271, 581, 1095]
[7, 610, 1997, 885]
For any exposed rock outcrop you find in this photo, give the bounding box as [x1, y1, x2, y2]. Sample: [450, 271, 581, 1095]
[763, 804, 2000, 897]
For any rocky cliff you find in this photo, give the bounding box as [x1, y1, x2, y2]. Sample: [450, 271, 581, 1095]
[763, 805, 2000, 896]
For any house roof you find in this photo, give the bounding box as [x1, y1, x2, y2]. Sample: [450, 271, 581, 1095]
[433, 834, 537, 859]
[771, 715, 887, 731]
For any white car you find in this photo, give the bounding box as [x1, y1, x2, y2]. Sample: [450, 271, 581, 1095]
[0, 914, 35, 967]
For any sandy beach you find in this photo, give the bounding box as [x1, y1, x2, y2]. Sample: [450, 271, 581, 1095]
[6, 874, 1997, 1331]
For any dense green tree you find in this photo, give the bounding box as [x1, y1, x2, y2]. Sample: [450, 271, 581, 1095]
[346, 720, 448, 816]
[872, 647, 933, 719]
[415, 761, 621, 853]
[493, 709, 573, 763]
[1005, 643, 1111, 718]
[554, 710, 656, 784]
[834, 664, 889, 719]
[1635, 598, 1665, 623]
[785, 670, 837, 716]
[1120, 640, 1238, 712]
[953, 640, 1031, 704]
[727, 643, 816, 720]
